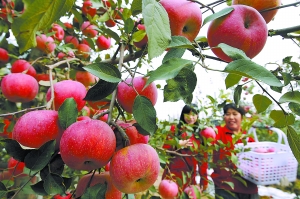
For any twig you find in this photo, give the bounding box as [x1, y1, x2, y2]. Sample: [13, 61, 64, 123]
[0, 105, 47, 117]
[260, 2, 300, 13]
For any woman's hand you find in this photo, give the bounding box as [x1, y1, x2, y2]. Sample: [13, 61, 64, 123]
[179, 139, 193, 148]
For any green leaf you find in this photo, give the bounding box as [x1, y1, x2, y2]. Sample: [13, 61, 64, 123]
[133, 96, 157, 135]
[133, 123, 150, 136]
[289, 102, 300, 116]
[167, 36, 194, 49]
[270, 110, 295, 128]
[31, 181, 48, 196]
[270, 86, 283, 93]
[253, 94, 272, 113]
[225, 73, 242, 89]
[223, 181, 234, 189]
[58, 98, 78, 129]
[280, 72, 292, 86]
[82, 183, 107, 199]
[0, 182, 7, 198]
[162, 48, 186, 63]
[287, 126, 300, 163]
[233, 85, 242, 106]
[84, 80, 118, 101]
[279, 91, 300, 104]
[11, 0, 75, 53]
[124, 18, 135, 34]
[224, 59, 283, 87]
[217, 43, 250, 61]
[102, 28, 120, 44]
[142, 0, 171, 59]
[145, 58, 192, 88]
[24, 140, 56, 173]
[131, 0, 142, 16]
[1, 139, 32, 162]
[164, 68, 197, 103]
[83, 63, 121, 83]
[202, 7, 234, 27]
[44, 173, 65, 195]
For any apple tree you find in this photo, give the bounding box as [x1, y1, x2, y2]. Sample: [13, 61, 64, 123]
[0, 0, 300, 198]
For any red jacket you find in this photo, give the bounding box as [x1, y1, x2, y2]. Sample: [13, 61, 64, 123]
[211, 125, 258, 194]
[162, 125, 208, 189]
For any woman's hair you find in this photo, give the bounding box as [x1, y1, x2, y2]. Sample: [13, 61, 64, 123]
[223, 103, 245, 117]
[177, 104, 199, 132]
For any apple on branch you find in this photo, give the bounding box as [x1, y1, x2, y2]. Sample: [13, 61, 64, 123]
[109, 143, 160, 194]
[158, 179, 179, 199]
[60, 120, 116, 171]
[160, 0, 203, 42]
[232, 0, 281, 24]
[207, 5, 268, 62]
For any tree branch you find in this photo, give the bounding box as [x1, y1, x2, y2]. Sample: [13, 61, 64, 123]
[269, 25, 300, 37]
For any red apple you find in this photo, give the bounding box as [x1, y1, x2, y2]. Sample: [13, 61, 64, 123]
[81, 21, 98, 38]
[207, 5, 268, 62]
[60, 120, 116, 171]
[12, 110, 63, 149]
[117, 120, 149, 145]
[51, 23, 65, 42]
[76, 43, 91, 59]
[63, 22, 73, 29]
[7, 157, 25, 176]
[184, 185, 201, 199]
[232, 0, 281, 24]
[35, 73, 53, 82]
[116, 76, 158, 113]
[57, 51, 75, 59]
[109, 143, 160, 193]
[0, 47, 9, 63]
[75, 171, 122, 199]
[77, 116, 91, 121]
[160, 0, 202, 41]
[82, 0, 97, 17]
[133, 24, 148, 49]
[46, 80, 87, 111]
[96, 35, 111, 50]
[1, 73, 39, 103]
[53, 193, 72, 199]
[64, 35, 79, 48]
[95, 109, 108, 122]
[75, 70, 99, 87]
[105, 19, 116, 27]
[200, 127, 216, 140]
[11, 59, 37, 77]
[36, 34, 56, 54]
[158, 179, 179, 199]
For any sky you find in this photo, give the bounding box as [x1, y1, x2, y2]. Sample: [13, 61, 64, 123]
[154, 0, 300, 121]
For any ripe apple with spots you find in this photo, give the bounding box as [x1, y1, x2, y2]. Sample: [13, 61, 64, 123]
[1, 73, 39, 103]
[158, 179, 179, 199]
[160, 0, 203, 42]
[76, 43, 91, 59]
[36, 34, 56, 54]
[200, 127, 216, 140]
[109, 143, 160, 193]
[207, 5, 268, 62]
[75, 171, 122, 199]
[0, 47, 9, 63]
[116, 76, 158, 113]
[11, 59, 36, 77]
[46, 80, 87, 111]
[75, 70, 99, 87]
[60, 120, 116, 171]
[96, 35, 111, 50]
[117, 120, 149, 145]
[12, 110, 64, 149]
[64, 35, 79, 48]
[81, 21, 98, 38]
[51, 23, 65, 42]
[232, 0, 281, 24]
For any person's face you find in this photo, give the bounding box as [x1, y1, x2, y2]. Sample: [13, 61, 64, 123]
[184, 111, 198, 125]
[224, 108, 242, 132]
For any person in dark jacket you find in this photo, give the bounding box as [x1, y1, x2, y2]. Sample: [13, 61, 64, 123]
[211, 103, 259, 199]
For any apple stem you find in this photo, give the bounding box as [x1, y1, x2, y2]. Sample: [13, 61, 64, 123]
[110, 120, 130, 145]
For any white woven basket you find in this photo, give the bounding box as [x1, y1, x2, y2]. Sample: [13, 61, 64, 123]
[235, 127, 298, 185]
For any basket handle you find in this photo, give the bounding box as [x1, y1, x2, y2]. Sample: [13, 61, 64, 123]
[247, 127, 284, 144]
